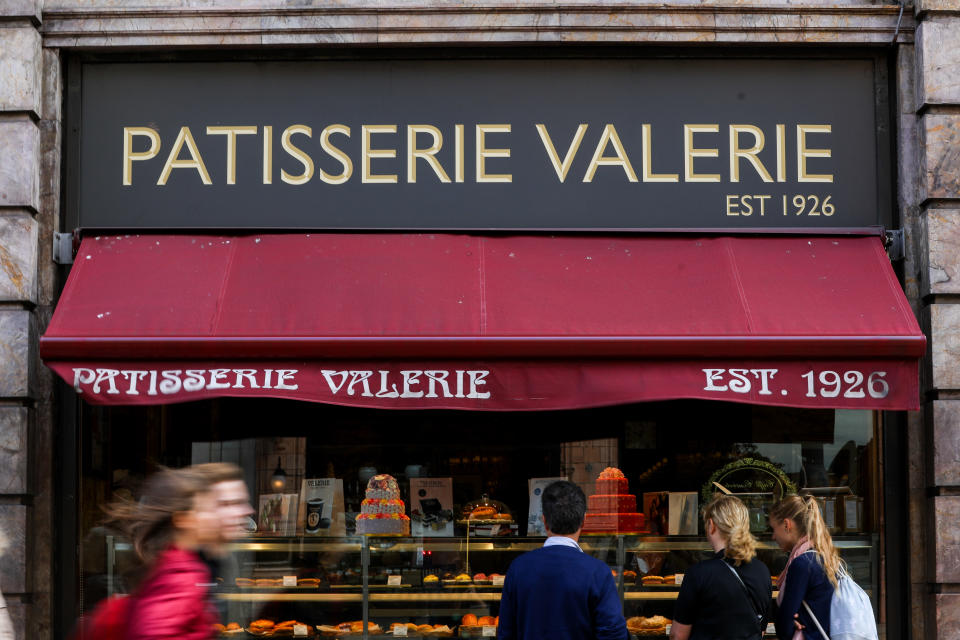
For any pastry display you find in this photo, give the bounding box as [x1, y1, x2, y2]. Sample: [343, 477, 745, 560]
[461, 614, 478, 627]
[458, 495, 514, 524]
[248, 619, 276, 636]
[641, 575, 664, 585]
[454, 573, 472, 583]
[356, 474, 411, 536]
[386, 623, 454, 637]
[623, 570, 638, 583]
[626, 616, 671, 636]
[216, 622, 244, 636]
[235, 578, 255, 587]
[423, 574, 440, 584]
[662, 574, 676, 585]
[271, 620, 314, 637]
[582, 468, 646, 534]
[321, 621, 381, 635]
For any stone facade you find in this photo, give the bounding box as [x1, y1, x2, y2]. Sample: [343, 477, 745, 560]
[0, 1, 955, 639]
[914, 0, 960, 634]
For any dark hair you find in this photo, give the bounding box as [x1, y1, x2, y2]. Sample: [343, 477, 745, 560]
[102, 465, 217, 562]
[542, 481, 586, 535]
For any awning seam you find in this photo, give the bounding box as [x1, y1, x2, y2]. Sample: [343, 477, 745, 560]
[723, 237, 755, 335]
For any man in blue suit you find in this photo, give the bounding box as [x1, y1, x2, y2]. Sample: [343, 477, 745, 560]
[498, 481, 628, 640]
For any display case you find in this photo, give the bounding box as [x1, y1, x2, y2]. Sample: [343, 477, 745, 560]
[103, 534, 878, 639]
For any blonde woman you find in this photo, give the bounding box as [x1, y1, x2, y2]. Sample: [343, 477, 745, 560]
[769, 495, 841, 640]
[672, 495, 771, 640]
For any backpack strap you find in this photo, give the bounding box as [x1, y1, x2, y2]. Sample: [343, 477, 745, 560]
[721, 559, 764, 637]
[802, 600, 830, 640]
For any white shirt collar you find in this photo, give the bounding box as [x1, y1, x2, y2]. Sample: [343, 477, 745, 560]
[543, 536, 583, 552]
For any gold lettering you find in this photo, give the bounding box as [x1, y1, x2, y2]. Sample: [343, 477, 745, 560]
[641, 124, 679, 183]
[281, 125, 314, 186]
[362, 125, 398, 184]
[476, 124, 512, 183]
[729, 125, 772, 183]
[776, 124, 786, 183]
[407, 125, 451, 183]
[319, 125, 352, 185]
[206, 126, 257, 185]
[797, 125, 833, 183]
[455, 124, 465, 184]
[726, 194, 739, 216]
[263, 125, 273, 184]
[683, 124, 721, 183]
[536, 124, 588, 183]
[583, 124, 637, 183]
[158, 126, 211, 186]
[123, 127, 161, 186]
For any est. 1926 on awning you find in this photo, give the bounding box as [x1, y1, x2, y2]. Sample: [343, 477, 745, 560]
[40, 233, 924, 411]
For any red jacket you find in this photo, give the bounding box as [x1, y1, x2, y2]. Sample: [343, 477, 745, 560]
[126, 547, 218, 640]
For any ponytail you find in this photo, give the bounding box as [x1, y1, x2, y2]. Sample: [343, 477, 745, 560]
[703, 495, 758, 566]
[770, 495, 843, 590]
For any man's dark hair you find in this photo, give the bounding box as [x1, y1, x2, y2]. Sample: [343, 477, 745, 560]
[542, 481, 586, 535]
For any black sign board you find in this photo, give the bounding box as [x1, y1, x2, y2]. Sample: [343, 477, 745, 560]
[75, 58, 887, 231]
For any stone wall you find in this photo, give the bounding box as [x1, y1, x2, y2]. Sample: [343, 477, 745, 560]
[913, 0, 960, 637]
[0, 1, 953, 638]
[0, 1, 47, 639]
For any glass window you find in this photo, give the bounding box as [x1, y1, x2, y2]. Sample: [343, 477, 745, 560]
[75, 399, 882, 636]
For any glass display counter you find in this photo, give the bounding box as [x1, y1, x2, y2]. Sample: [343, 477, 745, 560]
[103, 534, 878, 639]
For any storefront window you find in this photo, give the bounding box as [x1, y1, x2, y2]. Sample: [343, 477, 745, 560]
[75, 399, 883, 636]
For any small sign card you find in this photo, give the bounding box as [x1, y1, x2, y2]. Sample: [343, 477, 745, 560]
[293, 624, 309, 637]
[674, 574, 684, 585]
[527, 477, 567, 536]
[298, 478, 346, 536]
[388, 575, 402, 586]
[394, 625, 408, 637]
[492, 575, 506, 587]
[482, 626, 497, 637]
[282, 575, 298, 587]
[258, 493, 299, 536]
[410, 478, 454, 537]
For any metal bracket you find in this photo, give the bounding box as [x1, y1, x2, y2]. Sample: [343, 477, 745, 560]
[885, 228, 904, 262]
[53, 231, 75, 265]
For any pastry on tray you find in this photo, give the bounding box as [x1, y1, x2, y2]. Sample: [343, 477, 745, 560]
[247, 619, 276, 636]
[423, 574, 440, 584]
[640, 575, 664, 585]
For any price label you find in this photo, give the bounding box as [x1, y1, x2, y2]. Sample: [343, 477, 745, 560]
[293, 624, 309, 637]
[388, 575, 402, 586]
[674, 574, 684, 585]
[282, 575, 298, 587]
[492, 575, 506, 587]
[482, 626, 497, 637]
[665, 624, 672, 636]
[394, 625, 408, 636]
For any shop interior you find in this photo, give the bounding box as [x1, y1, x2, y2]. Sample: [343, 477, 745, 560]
[75, 399, 882, 637]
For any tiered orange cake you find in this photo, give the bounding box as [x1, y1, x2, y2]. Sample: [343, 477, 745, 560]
[356, 474, 410, 535]
[582, 468, 645, 534]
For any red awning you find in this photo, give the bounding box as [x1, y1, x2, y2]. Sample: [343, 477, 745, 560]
[41, 233, 924, 410]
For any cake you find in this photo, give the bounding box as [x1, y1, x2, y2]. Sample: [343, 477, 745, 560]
[582, 467, 646, 534]
[355, 474, 410, 535]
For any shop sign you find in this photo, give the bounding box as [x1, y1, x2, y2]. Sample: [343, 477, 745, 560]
[56, 359, 919, 411]
[75, 58, 887, 231]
